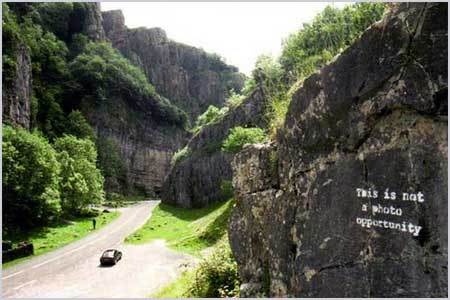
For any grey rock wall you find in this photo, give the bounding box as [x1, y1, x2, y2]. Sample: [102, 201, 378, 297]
[102, 9, 245, 122]
[2, 44, 32, 129]
[82, 93, 189, 196]
[229, 3, 448, 297]
[161, 87, 268, 208]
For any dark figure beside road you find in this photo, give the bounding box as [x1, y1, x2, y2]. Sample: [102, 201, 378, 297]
[92, 218, 96, 230]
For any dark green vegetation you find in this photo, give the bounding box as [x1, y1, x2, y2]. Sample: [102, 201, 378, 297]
[222, 126, 267, 153]
[3, 125, 104, 234]
[3, 3, 169, 239]
[3, 211, 119, 269]
[126, 199, 234, 256]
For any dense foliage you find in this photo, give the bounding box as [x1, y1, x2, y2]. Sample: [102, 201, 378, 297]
[96, 136, 127, 193]
[2, 126, 105, 232]
[222, 127, 267, 153]
[3, 126, 61, 232]
[280, 3, 386, 81]
[188, 241, 240, 297]
[2, 2, 192, 233]
[54, 135, 105, 213]
[65, 110, 95, 140]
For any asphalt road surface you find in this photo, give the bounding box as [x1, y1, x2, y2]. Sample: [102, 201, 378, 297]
[2, 200, 195, 298]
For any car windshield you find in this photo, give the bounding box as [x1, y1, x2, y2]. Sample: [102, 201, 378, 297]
[103, 250, 115, 258]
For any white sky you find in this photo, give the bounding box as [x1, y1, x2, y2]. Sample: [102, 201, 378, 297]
[101, 2, 350, 75]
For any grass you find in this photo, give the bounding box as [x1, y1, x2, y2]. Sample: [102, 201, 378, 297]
[3, 211, 120, 269]
[125, 199, 234, 257]
[151, 237, 239, 298]
[152, 270, 195, 298]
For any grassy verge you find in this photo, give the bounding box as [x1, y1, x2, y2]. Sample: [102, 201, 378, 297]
[151, 237, 240, 298]
[3, 211, 120, 269]
[153, 270, 196, 298]
[125, 199, 234, 256]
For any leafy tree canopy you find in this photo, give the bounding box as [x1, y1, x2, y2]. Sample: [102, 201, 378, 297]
[54, 135, 105, 213]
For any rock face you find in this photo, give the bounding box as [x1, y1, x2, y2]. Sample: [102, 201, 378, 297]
[102, 10, 245, 122]
[2, 44, 32, 129]
[70, 3, 105, 41]
[229, 3, 447, 297]
[161, 87, 268, 208]
[82, 93, 189, 196]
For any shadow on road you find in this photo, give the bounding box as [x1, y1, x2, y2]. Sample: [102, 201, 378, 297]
[97, 264, 115, 268]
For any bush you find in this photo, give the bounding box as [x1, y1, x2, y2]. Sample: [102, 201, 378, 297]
[2, 125, 61, 230]
[192, 105, 228, 133]
[225, 90, 245, 108]
[171, 146, 191, 166]
[187, 241, 240, 297]
[54, 135, 104, 213]
[222, 127, 267, 153]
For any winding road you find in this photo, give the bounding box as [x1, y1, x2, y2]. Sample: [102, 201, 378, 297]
[2, 201, 194, 298]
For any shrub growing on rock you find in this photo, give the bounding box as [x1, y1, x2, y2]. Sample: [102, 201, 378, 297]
[171, 146, 191, 166]
[222, 126, 267, 153]
[192, 105, 228, 133]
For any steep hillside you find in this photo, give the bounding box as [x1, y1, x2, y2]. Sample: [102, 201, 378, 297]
[162, 86, 268, 208]
[229, 3, 447, 297]
[1, 3, 189, 196]
[102, 9, 245, 122]
[2, 2, 247, 197]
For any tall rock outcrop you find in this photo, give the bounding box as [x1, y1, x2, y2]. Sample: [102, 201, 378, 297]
[81, 91, 189, 197]
[161, 87, 267, 208]
[102, 9, 245, 122]
[229, 3, 447, 297]
[2, 43, 32, 129]
[69, 3, 105, 41]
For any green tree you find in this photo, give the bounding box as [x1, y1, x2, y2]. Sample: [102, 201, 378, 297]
[54, 135, 104, 213]
[2, 125, 61, 231]
[65, 110, 95, 140]
[222, 127, 267, 153]
[96, 136, 127, 192]
[280, 3, 385, 82]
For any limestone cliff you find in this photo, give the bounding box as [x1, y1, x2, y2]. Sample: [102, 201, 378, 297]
[161, 87, 268, 208]
[102, 9, 245, 122]
[70, 2, 105, 41]
[229, 3, 447, 297]
[81, 91, 189, 197]
[2, 43, 32, 129]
